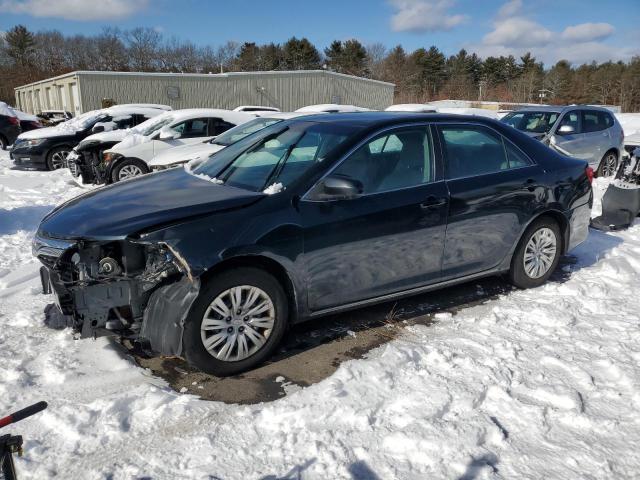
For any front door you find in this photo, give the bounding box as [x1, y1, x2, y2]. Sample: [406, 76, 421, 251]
[437, 124, 543, 278]
[552, 110, 590, 160]
[300, 125, 449, 311]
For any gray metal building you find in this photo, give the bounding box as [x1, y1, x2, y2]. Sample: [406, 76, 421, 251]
[14, 70, 394, 115]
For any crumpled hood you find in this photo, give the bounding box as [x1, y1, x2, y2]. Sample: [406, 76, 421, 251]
[149, 142, 225, 167]
[77, 129, 130, 148]
[39, 168, 264, 239]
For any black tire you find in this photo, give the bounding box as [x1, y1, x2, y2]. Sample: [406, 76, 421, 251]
[0, 135, 7, 150]
[509, 217, 561, 289]
[597, 150, 618, 177]
[183, 268, 289, 376]
[46, 146, 71, 171]
[111, 158, 148, 182]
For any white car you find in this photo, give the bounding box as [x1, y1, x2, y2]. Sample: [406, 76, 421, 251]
[103, 109, 255, 182]
[295, 104, 371, 113]
[148, 112, 312, 171]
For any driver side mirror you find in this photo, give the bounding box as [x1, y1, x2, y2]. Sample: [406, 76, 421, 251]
[159, 126, 181, 140]
[557, 125, 575, 135]
[316, 175, 363, 200]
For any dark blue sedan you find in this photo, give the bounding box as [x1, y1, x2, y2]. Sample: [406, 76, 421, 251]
[34, 112, 593, 375]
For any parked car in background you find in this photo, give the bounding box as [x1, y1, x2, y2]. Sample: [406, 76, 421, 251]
[37, 110, 73, 126]
[0, 102, 21, 150]
[34, 112, 592, 375]
[67, 110, 174, 183]
[13, 109, 44, 132]
[11, 104, 171, 170]
[385, 104, 438, 113]
[295, 104, 371, 113]
[501, 106, 624, 176]
[233, 106, 281, 113]
[148, 112, 312, 171]
[103, 109, 255, 182]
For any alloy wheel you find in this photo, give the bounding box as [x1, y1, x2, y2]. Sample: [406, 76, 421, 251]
[51, 150, 69, 170]
[601, 153, 617, 177]
[200, 285, 275, 362]
[118, 164, 143, 180]
[523, 227, 557, 279]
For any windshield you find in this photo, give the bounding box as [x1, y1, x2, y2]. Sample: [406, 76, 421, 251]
[213, 117, 284, 146]
[60, 111, 107, 131]
[193, 121, 357, 192]
[138, 113, 174, 136]
[502, 111, 560, 134]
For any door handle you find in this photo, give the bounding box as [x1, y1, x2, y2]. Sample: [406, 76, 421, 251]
[523, 178, 536, 192]
[420, 196, 448, 209]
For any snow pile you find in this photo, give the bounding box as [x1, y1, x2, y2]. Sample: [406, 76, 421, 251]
[1, 148, 640, 478]
[616, 113, 640, 137]
[436, 107, 500, 119]
[385, 104, 438, 113]
[295, 104, 371, 113]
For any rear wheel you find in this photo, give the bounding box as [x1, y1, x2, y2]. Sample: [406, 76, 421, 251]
[46, 146, 70, 170]
[183, 268, 288, 376]
[509, 217, 561, 289]
[111, 158, 148, 182]
[597, 150, 618, 177]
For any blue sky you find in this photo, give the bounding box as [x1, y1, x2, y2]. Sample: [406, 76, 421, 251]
[1, 0, 638, 65]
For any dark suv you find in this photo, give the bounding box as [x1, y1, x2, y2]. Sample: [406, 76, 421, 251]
[0, 109, 21, 150]
[34, 113, 592, 376]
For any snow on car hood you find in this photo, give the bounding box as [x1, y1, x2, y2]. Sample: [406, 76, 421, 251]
[149, 142, 225, 167]
[110, 133, 151, 151]
[17, 125, 75, 140]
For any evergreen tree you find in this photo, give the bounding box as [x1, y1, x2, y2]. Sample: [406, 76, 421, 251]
[282, 37, 321, 70]
[4, 25, 35, 67]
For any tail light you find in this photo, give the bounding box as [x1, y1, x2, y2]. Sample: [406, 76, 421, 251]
[28, 121, 42, 128]
[8, 116, 19, 126]
[586, 166, 594, 184]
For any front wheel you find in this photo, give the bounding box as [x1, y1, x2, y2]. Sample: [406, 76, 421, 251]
[111, 158, 148, 182]
[183, 268, 288, 376]
[46, 146, 70, 171]
[509, 217, 561, 289]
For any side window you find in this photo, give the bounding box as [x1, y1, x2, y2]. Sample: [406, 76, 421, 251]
[210, 120, 236, 136]
[332, 127, 433, 194]
[504, 140, 531, 168]
[440, 126, 508, 178]
[112, 114, 135, 129]
[557, 111, 581, 134]
[582, 111, 606, 133]
[173, 118, 209, 138]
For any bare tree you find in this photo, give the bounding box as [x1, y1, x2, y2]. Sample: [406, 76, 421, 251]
[126, 27, 162, 71]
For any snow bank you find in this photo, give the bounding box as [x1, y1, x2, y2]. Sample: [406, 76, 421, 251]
[616, 113, 640, 137]
[1, 148, 640, 479]
[436, 107, 500, 119]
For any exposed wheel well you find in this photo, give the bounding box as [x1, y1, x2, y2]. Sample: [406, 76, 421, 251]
[199, 256, 298, 323]
[531, 211, 569, 255]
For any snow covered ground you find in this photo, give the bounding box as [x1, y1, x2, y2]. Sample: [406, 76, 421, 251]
[1, 148, 640, 480]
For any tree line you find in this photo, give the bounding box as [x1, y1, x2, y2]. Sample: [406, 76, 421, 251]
[1, 24, 639, 112]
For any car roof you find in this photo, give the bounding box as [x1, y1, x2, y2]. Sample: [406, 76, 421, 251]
[291, 111, 502, 128]
[166, 108, 256, 124]
[514, 105, 614, 114]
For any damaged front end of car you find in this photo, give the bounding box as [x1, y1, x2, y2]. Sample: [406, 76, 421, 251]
[33, 233, 200, 356]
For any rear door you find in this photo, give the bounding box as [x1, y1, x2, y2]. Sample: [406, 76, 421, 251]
[581, 110, 611, 162]
[437, 123, 542, 279]
[300, 124, 449, 311]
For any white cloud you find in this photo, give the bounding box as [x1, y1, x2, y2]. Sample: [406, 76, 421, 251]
[389, 0, 468, 33]
[0, 0, 148, 21]
[561, 23, 615, 42]
[496, 0, 522, 18]
[468, 0, 628, 65]
[483, 17, 553, 48]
